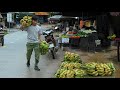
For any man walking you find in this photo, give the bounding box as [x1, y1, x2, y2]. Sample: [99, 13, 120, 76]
[20, 15, 42, 71]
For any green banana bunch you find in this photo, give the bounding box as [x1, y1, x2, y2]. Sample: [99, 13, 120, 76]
[39, 41, 49, 55]
[107, 63, 116, 73]
[74, 69, 86, 78]
[82, 62, 97, 70]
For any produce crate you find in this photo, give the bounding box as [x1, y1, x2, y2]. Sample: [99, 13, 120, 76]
[62, 38, 69, 44]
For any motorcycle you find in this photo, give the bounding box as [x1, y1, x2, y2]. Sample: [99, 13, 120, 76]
[0, 27, 3, 31]
[42, 29, 59, 59]
[54, 23, 63, 32]
[0, 26, 4, 46]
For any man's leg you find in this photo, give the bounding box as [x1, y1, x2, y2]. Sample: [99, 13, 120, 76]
[26, 43, 34, 67]
[34, 43, 40, 71]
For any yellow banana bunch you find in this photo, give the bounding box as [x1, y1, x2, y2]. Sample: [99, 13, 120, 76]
[60, 61, 82, 70]
[102, 63, 112, 76]
[95, 63, 105, 76]
[55, 68, 66, 78]
[59, 70, 67, 78]
[20, 16, 32, 28]
[55, 61, 115, 78]
[86, 63, 115, 76]
[57, 69, 75, 78]
[73, 62, 82, 69]
[66, 70, 75, 78]
[64, 52, 82, 63]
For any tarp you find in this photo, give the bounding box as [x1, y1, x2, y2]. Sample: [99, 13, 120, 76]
[48, 15, 76, 21]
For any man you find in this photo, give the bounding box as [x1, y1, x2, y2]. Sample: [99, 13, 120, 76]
[20, 15, 42, 71]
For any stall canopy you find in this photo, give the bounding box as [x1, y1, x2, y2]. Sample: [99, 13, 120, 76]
[62, 12, 108, 17]
[48, 15, 76, 21]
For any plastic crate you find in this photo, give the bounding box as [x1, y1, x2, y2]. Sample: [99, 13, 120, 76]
[62, 43, 69, 47]
[70, 38, 80, 46]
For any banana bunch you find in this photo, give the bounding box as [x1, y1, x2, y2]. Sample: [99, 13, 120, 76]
[85, 62, 115, 76]
[81, 62, 97, 70]
[107, 34, 116, 40]
[73, 62, 82, 69]
[100, 63, 112, 76]
[65, 70, 76, 78]
[86, 69, 98, 76]
[55, 69, 75, 78]
[107, 63, 116, 73]
[60, 61, 68, 68]
[60, 62, 82, 70]
[20, 16, 32, 27]
[64, 52, 82, 63]
[95, 63, 115, 76]
[74, 69, 86, 78]
[95, 63, 105, 76]
[55, 69, 66, 78]
[64, 63, 74, 70]
[39, 41, 49, 55]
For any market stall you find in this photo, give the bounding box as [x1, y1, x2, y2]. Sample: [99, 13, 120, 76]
[59, 27, 101, 52]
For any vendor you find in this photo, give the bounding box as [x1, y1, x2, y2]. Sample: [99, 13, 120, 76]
[79, 19, 84, 29]
[93, 20, 96, 29]
[62, 28, 66, 35]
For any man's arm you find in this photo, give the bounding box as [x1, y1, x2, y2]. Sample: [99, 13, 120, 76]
[38, 34, 42, 42]
[38, 27, 43, 42]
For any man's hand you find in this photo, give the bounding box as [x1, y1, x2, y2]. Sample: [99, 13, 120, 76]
[39, 39, 42, 42]
[20, 25, 25, 31]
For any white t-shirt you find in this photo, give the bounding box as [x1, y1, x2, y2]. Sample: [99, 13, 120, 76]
[25, 25, 42, 43]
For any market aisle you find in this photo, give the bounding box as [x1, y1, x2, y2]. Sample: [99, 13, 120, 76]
[0, 29, 64, 78]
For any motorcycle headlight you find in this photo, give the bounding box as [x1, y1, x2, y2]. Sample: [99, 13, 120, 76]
[55, 27, 58, 29]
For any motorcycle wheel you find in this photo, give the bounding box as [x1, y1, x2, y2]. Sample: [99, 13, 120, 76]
[51, 49, 55, 59]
